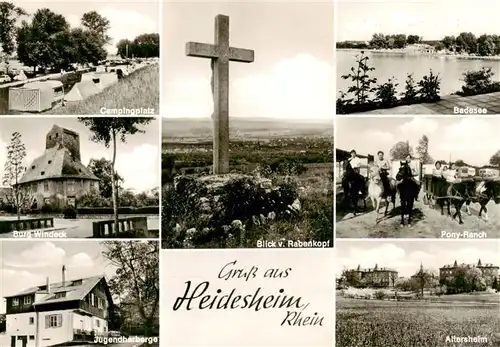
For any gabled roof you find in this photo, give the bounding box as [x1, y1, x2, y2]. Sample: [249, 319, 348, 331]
[19, 145, 99, 184]
[4, 276, 106, 306]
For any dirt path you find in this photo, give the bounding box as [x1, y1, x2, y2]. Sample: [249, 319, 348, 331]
[336, 194, 500, 238]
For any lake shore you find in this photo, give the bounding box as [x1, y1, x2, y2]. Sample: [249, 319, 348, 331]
[337, 48, 500, 61]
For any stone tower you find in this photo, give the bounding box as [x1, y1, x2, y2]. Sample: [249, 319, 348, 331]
[46, 125, 81, 160]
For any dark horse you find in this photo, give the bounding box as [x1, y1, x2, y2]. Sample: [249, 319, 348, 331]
[465, 179, 500, 222]
[434, 177, 476, 224]
[341, 162, 367, 215]
[395, 162, 420, 226]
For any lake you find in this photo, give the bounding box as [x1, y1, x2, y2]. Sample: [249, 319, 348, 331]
[337, 50, 500, 97]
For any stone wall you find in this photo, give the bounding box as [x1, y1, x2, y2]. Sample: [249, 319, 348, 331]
[46, 126, 81, 160]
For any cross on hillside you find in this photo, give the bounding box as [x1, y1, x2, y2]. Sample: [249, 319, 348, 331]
[186, 14, 254, 174]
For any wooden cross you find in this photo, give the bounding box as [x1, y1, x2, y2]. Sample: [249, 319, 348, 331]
[186, 14, 254, 174]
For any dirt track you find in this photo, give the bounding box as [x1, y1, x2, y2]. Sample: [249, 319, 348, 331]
[336, 193, 500, 238]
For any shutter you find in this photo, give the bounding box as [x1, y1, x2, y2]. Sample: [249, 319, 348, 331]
[57, 314, 62, 327]
[45, 315, 49, 328]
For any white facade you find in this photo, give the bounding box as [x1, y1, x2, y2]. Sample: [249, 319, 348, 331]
[6, 312, 36, 347]
[72, 312, 107, 335]
[6, 309, 107, 347]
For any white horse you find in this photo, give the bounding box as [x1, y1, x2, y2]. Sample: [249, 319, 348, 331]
[367, 165, 396, 223]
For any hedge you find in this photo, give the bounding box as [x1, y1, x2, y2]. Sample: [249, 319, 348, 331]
[76, 206, 159, 215]
[23, 206, 160, 215]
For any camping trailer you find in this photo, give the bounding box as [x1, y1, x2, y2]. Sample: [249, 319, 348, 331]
[9, 80, 64, 112]
[479, 168, 500, 178]
[457, 166, 476, 178]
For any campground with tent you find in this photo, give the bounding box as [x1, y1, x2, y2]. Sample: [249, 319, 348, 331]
[0, 58, 159, 114]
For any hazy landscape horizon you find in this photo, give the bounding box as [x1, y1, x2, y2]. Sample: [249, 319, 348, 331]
[162, 117, 333, 142]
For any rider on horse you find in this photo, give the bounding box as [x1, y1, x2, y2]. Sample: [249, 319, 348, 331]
[404, 155, 420, 201]
[374, 150, 392, 200]
[347, 150, 364, 195]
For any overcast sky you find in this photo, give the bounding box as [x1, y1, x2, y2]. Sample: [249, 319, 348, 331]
[0, 118, 159, 192]
[335, 117, 500, 167]
[335, 240, 500, 278]
[163, 0, 334, 120]
[0, 241, 117, 313]
[337, 0, 500, 41]
[11, 0, 159, 54]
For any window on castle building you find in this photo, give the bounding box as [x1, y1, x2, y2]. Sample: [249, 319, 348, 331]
[57, 181, 63, 194]
[68, 180, 75, 192]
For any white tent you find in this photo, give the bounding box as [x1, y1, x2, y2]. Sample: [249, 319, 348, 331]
[13, 70, 27, 81]
[64, 80, 100, 102]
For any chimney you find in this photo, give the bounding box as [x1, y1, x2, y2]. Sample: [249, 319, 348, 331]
[46, 277, 51, 293]
[62, 265, 66, 287]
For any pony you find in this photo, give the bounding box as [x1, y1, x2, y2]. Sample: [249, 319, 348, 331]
[395, 161, 420, 226]
[367, 165, 396, 223]
[465, 179, 500, 221]
[341, 161, 367, 215]
[443, 178, 476, 224]
[431, 176, 452, 216]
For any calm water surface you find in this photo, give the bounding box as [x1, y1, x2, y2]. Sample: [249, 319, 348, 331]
[337, 50, 500, 97]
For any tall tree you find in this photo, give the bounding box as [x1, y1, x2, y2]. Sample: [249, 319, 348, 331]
[80, 11, 110, 61]
[0, 2, 26, 55]
[442, 36, 456, 50]
[489, 150, 500, 167]
[370, 33, 387, 49]
[78, 118, 153, 234]
[340, 268, 362, 288]
[478, 34, 495, 56]
[390, 272, 398, 288]
[70, 27, 107, 65]
[407, 35, 421, 45]
[416, 135, 433, 164]
[102, 241, 159, 336]
[81, 11, 111, 45]
[88, 157, 124, 199]
[16, 8, 71, 70]
[1, 131, 26, 223]
[390, 141, 413, 161]
[411, 265, 437, 297]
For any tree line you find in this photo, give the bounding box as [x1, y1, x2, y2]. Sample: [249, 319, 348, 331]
[116, 33, 159, 59]
[337, 32, 500, 57]
[0, 2, 159, 71]
[388, 134, 500, 168]
[340, 264, 499, 295]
